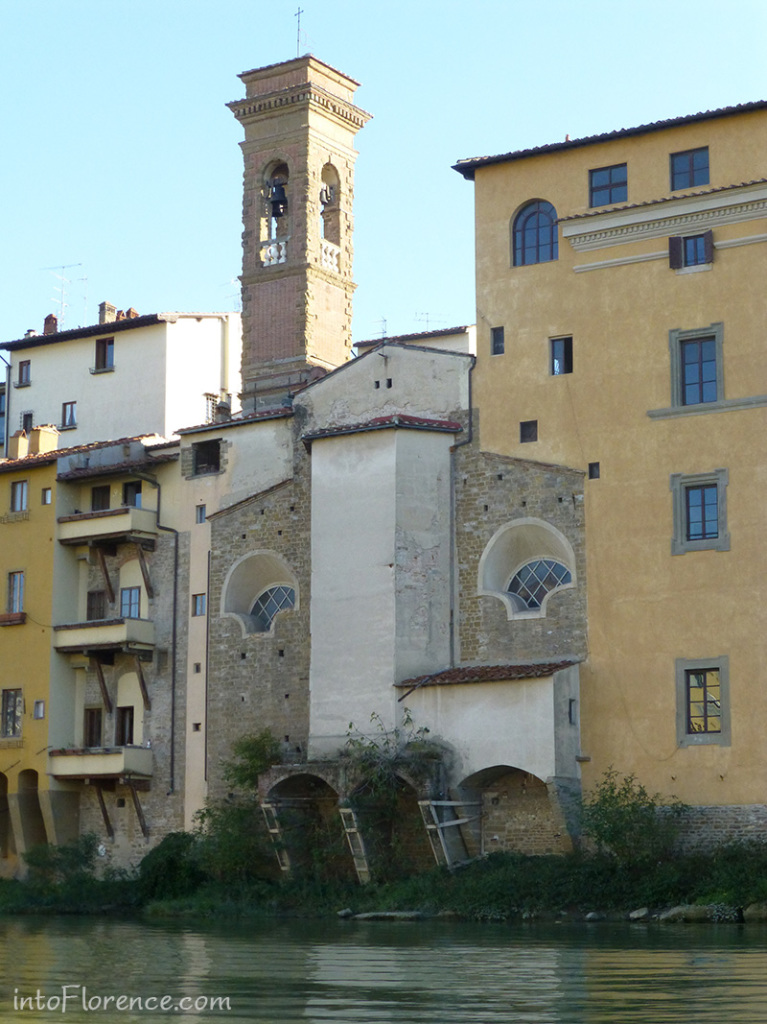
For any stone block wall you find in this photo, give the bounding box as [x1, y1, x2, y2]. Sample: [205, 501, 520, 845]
[206, 441, 312, 802]
[455, 441, 587, 665]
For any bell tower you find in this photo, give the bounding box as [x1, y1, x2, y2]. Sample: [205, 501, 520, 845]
[228, 56, 372, 412]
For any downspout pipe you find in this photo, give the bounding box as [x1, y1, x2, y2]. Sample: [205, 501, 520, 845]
[134, 471, 179, 794]
[448, 355, 476, 667]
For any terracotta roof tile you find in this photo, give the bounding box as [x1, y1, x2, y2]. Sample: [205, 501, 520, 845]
[453, 100, 767, 179]
[397, 661, 579, 688]
[303, 414, 463, 443]
[354, 326, 472, 349]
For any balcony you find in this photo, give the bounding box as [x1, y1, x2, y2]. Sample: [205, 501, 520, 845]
[53, 617, 155, 654]
[49, 745, 153, 780]
[57, 506, 157, 548]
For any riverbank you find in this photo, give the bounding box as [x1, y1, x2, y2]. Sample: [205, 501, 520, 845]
[2, 845, 767, 923]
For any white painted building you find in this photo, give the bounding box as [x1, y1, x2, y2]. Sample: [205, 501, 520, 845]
[0, 305, 241, 450]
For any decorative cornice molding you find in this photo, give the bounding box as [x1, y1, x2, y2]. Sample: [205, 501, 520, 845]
[648, 394, 767, 419]
[228, 83, 371, 131]
[574, 232, 767, 272]
[564, 184, 767, 252]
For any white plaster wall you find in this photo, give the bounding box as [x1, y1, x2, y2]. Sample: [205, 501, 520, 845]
[405, 678, 558, 783]
[165, 314, 242, 433]
[309, 431, 398, 756]
[394, 430, 453, 681]
[300, 343, 472, 434]
[7, 326, 169, 446]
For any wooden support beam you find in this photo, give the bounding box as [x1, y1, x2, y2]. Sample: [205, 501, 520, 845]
[127, 780, 149, 838]
[94, 785, 114, 839]
[92, 658, 113, 714]
[94, 547, 115, 603]
[136, 545, 154, 599]
[133, 655, 151, 711]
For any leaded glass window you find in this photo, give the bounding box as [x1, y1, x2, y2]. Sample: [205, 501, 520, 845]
[250, 585, 295, 633]
[507, 559, 572, 610]
[512, 201, 558, 266]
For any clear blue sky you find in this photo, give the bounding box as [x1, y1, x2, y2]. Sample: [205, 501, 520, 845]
[1, 0, 765, 344]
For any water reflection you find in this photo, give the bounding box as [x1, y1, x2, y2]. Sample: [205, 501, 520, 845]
[0, 917, 766, 1023]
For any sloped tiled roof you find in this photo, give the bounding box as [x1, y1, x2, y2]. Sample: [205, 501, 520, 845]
[453, 100, 767, 179]
[303, 414, 463, 443]
[397, 662, 579, 688]
[354, 326, 472, 350]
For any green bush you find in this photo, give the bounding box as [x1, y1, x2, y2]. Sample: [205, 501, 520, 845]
[580, 767, 688, 865]
[137, 831, 207, 902]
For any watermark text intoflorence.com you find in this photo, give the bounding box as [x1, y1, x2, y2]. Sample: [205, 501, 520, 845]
[14, 986, 231, 1013]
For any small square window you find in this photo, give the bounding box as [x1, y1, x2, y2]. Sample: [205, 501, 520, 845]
[195, 504, 207, 524]
[87, 590, 107, 621]
[670, 147, 709, 191]
[120, 587, 141, 619]
[588, 462, 600, 479]
[520, 420, 538, 443]
[33, 700, 45, 720]
[17, 361, 31, 386]
[589, 163, 627, 207]
[94, 337, 114, 372]
[61, 401, 77, 429]
[10, 480, 28, 512]
[123, 481, 142, 508]
[192, 593, 207, 617]
[669, 231, 713, 269]
[676, 656, 729, 746]
[491, 326, 505, 355]
[670, 469, 729, 555]
[551, 336, 573, 375]
[41, 488, 52, 505]
[91, 485, 111, 512]
[192, 440, 221, 476]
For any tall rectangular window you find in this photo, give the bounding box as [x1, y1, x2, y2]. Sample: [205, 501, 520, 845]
[84, 707, 103, 747]
[91, 485, 111, 511]
[8, 572, 24, 613]
[61, 401, 77, 428]
[123, 481, 142, 508]
[120, 587, 140, 619]
[21, 412, 33, 433]
[17, 361, 30, 386]
[670, 147, 709, 190]
[491, 326, 505, 355]
[195, 504, 207, 524]
[115, 706, 134, 746]
[676, 656, 730, 746]
[550, 336, 573, 375]
[87, 590, 107, 621]
[0, 389, 5, 443]
[94, 337, 114, 371]
[192, 593, 207, 617]
[1, 689, 22, 738]
[681, 337, 717, 405]
[10, 480, 28, 512]
[589, 163, 627, 207]
[686, 484, 718, 541]
[686, 668, 721, 735]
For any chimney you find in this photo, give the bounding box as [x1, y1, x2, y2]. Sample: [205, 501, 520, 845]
[214, 399, 232, 423]
[27, 424, 60, 455]
[126, 307, 139, 319]
[24, 329, 37, 338]
[7, 430, 29, 460]
[99, 302, 117, 325]
[43, 314, 58, 335]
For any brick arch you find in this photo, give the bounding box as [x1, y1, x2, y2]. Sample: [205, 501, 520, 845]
[220, 550, 298, 637]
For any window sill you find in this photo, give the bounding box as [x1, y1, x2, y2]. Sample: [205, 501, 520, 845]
[0, 612, 26, 626]
[0, 510, 30, 524]
[12, 380, 31, 389]
[0, 737, 23, 748]
[59, 424, 78, 431]
[648, 394, 767, 419]
[90, 365, 115, 375]
[675, 263, 712, 275]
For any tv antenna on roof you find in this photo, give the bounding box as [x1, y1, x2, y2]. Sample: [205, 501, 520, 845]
[41, 262, 83, 329]
[295, 7, 304, 57]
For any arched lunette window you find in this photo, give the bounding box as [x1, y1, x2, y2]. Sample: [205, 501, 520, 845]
[507, 559, 572, 610]
[250, 585, 295, 633]
[512, 200, 559, 266]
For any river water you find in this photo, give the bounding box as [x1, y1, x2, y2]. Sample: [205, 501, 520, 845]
[1, 916, 767, 1023]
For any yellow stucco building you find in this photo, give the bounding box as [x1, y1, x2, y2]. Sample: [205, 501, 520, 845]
[455, 101, 767, 838]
